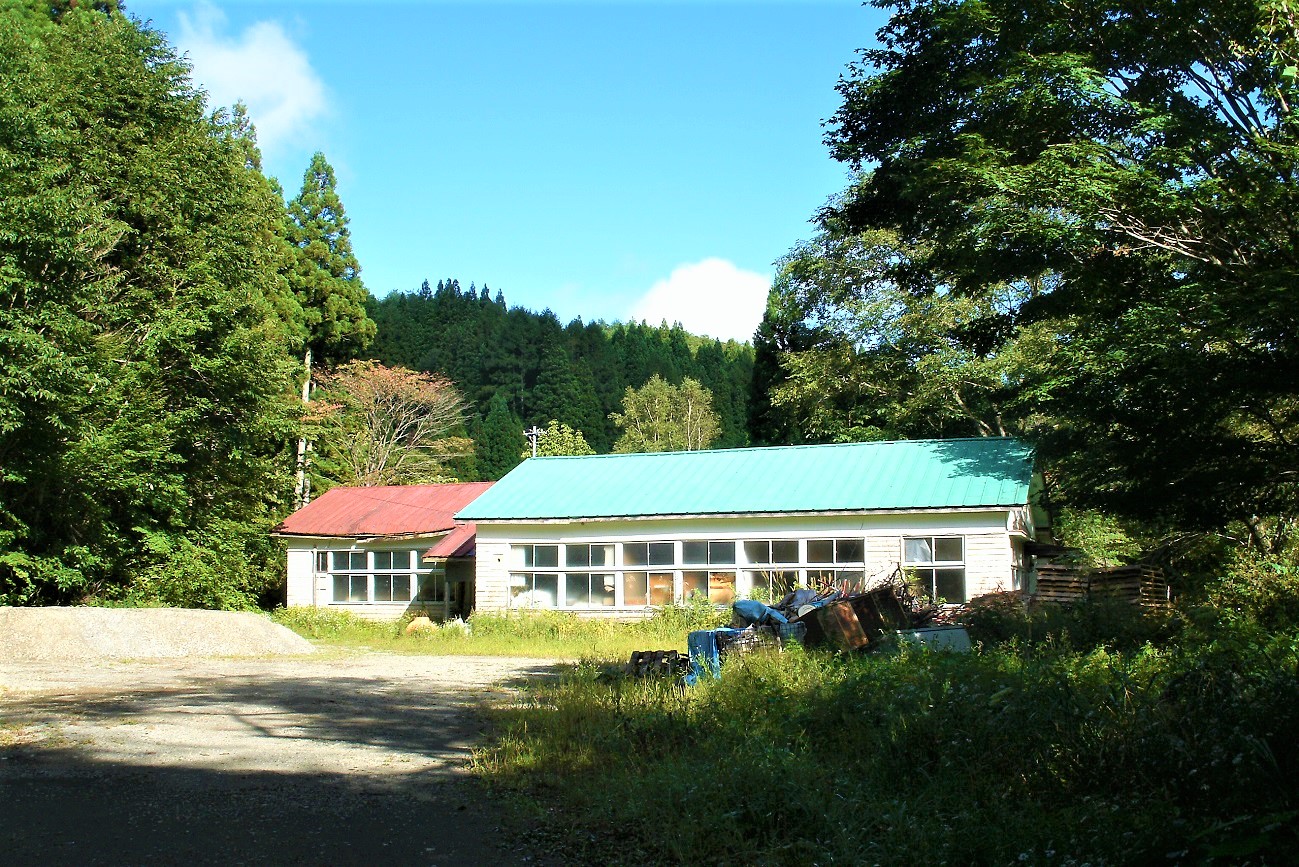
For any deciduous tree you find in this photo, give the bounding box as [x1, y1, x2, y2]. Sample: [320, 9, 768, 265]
[820, 0, 1299, 543]
[611, 375, 721, 453]
[312, 362, 470, 488]
[522, 420, 596, 459]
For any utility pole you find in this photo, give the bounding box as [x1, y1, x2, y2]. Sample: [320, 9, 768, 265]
[524, 425, 544, 458]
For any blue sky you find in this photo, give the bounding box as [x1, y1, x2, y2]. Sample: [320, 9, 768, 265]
[126, 1, 886, 342]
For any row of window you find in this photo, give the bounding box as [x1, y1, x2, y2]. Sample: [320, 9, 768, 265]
[515, 538, 872, 571]
[316, 549, 442, 604]
[509, 536, 967, 608]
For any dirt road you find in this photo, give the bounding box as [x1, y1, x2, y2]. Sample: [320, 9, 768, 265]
[0, 652, 561, 866]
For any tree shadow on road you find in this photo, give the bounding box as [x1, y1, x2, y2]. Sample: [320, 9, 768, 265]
[0, 659, 568, 866]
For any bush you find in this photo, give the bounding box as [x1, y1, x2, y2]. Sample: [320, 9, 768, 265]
[476, 632, 1299, 865]
[271, 606, 398, 641]
[960, 592, 1173, 651]
[1202, 549, 1299, 633]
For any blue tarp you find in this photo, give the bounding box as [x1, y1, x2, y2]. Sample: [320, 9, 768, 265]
[732, 599, 788, 626]
[685, 628, 749, 684]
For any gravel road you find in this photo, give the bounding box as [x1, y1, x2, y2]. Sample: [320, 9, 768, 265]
[0, 652, 563, 866]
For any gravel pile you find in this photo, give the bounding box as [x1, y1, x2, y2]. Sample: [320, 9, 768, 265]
[0, 607, 315, 661]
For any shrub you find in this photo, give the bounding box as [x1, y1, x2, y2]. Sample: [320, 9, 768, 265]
[961, 593, 1172, 651]
[1202, 548, 1299, 633]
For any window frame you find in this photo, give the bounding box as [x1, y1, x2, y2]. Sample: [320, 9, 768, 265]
[316, 548, 430, 605]
[902, 535, 967, 604]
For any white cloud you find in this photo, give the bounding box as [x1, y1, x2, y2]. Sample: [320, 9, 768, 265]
[628, 258, 771, 344]
[176, 2, 326, 159]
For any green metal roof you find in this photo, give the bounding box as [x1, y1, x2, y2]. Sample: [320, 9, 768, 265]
[457, 438, 1034, 521]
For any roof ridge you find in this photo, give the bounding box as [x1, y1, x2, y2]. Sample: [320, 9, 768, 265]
[528, 436, 1025, 461]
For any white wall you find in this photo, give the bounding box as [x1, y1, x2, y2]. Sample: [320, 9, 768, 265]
[282, 536, 459, 621]
[473, 509, 1027, 616]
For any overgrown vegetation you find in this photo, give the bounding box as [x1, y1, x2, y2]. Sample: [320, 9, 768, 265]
[472, 563, 1299, 865]
[271, 600, 728, 659]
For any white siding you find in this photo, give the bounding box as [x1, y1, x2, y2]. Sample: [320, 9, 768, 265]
[474, 539, 512, 612]
[285, 547, 317, 607]
[281, 535, 466, 621]
[473, 510, 1022, 616]
[964, 532, 1015, 598]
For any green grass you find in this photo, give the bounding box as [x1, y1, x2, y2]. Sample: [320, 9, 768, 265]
[270, 601, 728, 659]
[471, 622, 1299, 865]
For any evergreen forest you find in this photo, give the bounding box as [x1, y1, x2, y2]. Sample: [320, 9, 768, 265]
[4, 0, 1299, 627]
[366, 281, 754, 475]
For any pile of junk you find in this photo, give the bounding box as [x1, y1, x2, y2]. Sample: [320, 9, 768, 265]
[625, 576, 972, 685]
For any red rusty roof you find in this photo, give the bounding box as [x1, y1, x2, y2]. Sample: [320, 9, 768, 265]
[425, 522, 477, 560]
[274, 483, 492, 538]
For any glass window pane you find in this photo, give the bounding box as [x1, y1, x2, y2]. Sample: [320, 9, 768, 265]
[349, 575, 367, 602]
[682, 570, 707, 600]
[743, 540, 770, 564]
[934, 537, 963, 562]
[534, 545, 558, 568]
[332, 575, 349, 601]
[772, 541, 798, 564]
[374, 551, 392, 570]
[351, 552, 366, 570]
[623, 572, 648, 607]
[911, 567, 937, 601]
[514, 546, 532, 568]
[392, 575, 411, 602]
[708, 541, 735, 565]
[394, 551, 413, 570]
[749, 569, 796, 600]
[565, 573, 590, 607]
[709, 571, 736, 604]
[592, 574, 616, 607]
[332, 552, 351, 571]
[836, 539, 864, 564]
[534, 573, 558, 605]
[935, 568, 966, 604]
[591, 544, 613, 568]
[316, 552, 329, 572]
[808, 539, 834, 563]
[419, 575, 445, 602]
[624, 543, 648, 567]
[808, 568, 836, 585]
[566, 545, 590, 568]
[904, 538, 933, 564]
[648, 542, 674, 566]
[649, 572, 674, 606]
[682, 541, 707, 564]
[374, 575, 393, 602]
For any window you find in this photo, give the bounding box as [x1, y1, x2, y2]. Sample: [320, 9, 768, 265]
[332, 551, 366, 571]
[743, 540, 798, 565]
[566, 543, 613, 568]
[743, 540, 800, 600]
[321, 549, 422, 604]
[625, 542, 673, 567]
[904, 536, 966, 603]
[807, 539, 864, 564]
[749, 569, 797, 600]
[373, 574, 412, 602]
[514, 544, 558, 569]
[333, 574, 367, 602]
[511, 572, 559, 607]
[565, 573, 616, 607]
[623, 572, 674, 607]
[683, 570, 735, 604]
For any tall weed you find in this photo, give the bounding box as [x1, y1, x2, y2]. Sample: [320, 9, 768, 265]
[476, 630, 1299, 864]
